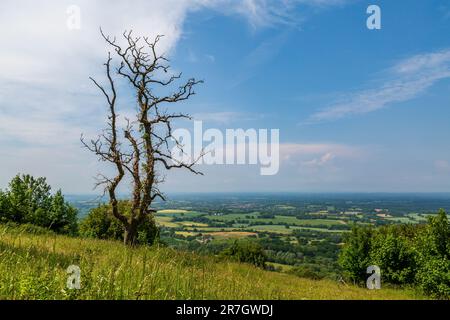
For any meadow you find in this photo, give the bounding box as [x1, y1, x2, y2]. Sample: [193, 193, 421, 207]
[0, 224, 421, 300]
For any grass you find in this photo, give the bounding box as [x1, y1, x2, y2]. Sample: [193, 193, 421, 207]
[266, 262, 295, 272]
[0, 224, 422, 300]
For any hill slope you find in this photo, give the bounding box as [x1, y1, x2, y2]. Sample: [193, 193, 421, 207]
[0, 224, 420, 300]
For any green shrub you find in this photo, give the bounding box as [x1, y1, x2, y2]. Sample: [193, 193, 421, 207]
[370, 228, 416, 284]
[415, 257, 450, 299]
[0, 174, 77, 235]
[414, 209, 450, 299]
[289, 264, 327, 280]
[79, 201, 159, 245]
[338, 226, 373, 283]
[220, 240, 267, 268]
[339, 210, 449, 299]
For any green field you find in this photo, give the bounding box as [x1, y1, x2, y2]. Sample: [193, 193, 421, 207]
[206, 213, 345, 227]
[155, 216, 179, 228]
[206, 213, 260, 221]
[247, 225, 345, 234]
[0, 224, 420, 300]
[155, 209, 350, 240]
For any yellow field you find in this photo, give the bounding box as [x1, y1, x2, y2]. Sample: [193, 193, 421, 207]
[178, 221, 209, 227]
[207, 231, 258, 239]
[157, 209, 190, 214]
[175, 231, 198, 237]
[155, 216, 179, 228]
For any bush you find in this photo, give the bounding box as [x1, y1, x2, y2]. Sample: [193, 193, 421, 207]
[220, 240, 267, 268]
[415, 257, 450, 299]
[338, 226, 373, 283]
[414, 209, 450, 299]
[339, 210, 449, 299]
[0, 174, 77, 235]
[79, 201, 159, 245]
[289, 264, 327, 280]
[370, 228, 416, 284]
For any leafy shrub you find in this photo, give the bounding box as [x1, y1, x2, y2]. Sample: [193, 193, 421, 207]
[0, 174, 77, 235]
[220, 240, 267, 268]
[370, 228, 416, 284]
[338, 226, 373, 283]
[289, 264, 327, 280]
[79, 201, 159, 245]
[339, 209, 449, 299]
[414, 209, 450, 299]
[415, 257, 450, 299]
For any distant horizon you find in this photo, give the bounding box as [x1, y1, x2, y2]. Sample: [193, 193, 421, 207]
[64, 191, 450, 197]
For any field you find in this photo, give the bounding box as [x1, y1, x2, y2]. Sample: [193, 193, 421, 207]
[0, 224, 420, 300]
[67, 193, 450, 295]
[155, 211, 350, 239]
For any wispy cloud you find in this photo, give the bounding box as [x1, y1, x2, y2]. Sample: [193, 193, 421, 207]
[434, 159, 450, 173]
[201, 0, 349, 28]
[193, 111, 259, 124]
[301, 152, 335, 167]
[280, 142, 362, 159]
[306, 49, 450, 123]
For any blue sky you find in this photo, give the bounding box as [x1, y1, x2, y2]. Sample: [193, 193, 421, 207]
[1, 0, 450, 193]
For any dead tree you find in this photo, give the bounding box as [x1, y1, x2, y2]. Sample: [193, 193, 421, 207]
[82, 29, 203, 245]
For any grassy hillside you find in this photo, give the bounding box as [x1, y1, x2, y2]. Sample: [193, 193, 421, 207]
[0, 224, 422, 300]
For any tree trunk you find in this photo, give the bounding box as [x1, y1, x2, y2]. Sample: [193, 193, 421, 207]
[124, 221, 138, 246]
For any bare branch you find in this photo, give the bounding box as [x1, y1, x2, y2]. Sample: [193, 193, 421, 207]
[83, 28, 203, 245]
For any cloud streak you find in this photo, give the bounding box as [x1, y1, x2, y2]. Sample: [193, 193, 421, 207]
[307, 49, 450, 123]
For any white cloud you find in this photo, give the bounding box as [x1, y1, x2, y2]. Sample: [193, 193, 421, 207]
[161, 141, 366, 192]
[279, 143, 363, 172]
[301, 152, 335, 167]
[280, 143, 361, 159]
[307, 49, 450, 123]
[434, 160, 450, 173]
[193, 111, 259, 124]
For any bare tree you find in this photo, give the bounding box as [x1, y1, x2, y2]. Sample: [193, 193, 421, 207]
[82, 29, 203, 245]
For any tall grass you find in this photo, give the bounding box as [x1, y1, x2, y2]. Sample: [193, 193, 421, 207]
[0, 224, 421, 300]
